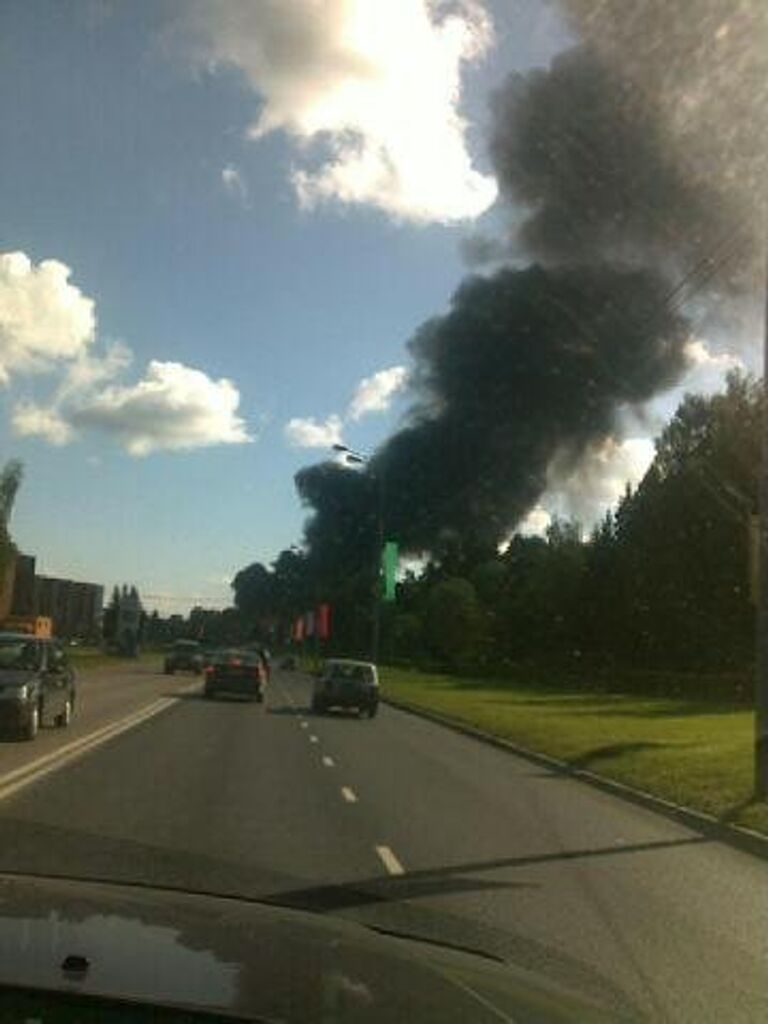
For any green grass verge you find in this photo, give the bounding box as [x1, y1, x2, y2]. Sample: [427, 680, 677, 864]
[68, 647, 164, 672]
[380, 666, 768, 836]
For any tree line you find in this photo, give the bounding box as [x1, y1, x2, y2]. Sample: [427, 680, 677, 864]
[233, 374, 761, 698]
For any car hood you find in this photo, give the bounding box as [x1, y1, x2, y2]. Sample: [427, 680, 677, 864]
[0, 872, 625, 1022]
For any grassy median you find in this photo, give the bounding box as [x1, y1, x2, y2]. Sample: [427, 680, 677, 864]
[380, 666, 768, 836]
[68, 647, 163, 672]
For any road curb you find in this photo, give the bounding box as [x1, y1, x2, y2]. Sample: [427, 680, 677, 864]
[383, 696, 768, 863]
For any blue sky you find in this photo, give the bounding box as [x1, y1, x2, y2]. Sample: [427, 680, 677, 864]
[2, 1, 750, 613]
[0, 0, 569, 611]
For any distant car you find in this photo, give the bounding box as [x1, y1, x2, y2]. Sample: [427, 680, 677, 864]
[0, 633, 76, 740]
[200, 646, 220, 668]
[164, 640, 203, 675]
[203, 648, 268, 702]
[280, 654, 298, 670]
[312, 659, 379, 718]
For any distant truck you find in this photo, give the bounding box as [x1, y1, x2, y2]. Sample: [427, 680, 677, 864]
[1, 616, 53, 638]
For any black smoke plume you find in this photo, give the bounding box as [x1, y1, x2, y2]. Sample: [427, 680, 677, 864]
[300, 263, 689, 553]
[297, 1, 766, 563]
[489, 46, 739, 273]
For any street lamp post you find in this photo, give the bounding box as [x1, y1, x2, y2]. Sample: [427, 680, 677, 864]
[333, 444, 384, 664]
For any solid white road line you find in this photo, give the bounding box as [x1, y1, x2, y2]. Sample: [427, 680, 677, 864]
[322, 755, 334, 767]
[0, 696, 179, 804]
[375, 845, 404, 876]
[341, 786, 358, 803]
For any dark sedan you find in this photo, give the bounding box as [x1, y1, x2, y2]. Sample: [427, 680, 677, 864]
[0, 633, 76, 740]
[203, 648, 267, 702]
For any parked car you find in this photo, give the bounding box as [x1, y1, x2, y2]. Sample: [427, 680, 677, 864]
[203, 648, 267, 702]
[0, 632, 76, 740]
[164, 640, 203, 675]
[311, 659, 379, 718]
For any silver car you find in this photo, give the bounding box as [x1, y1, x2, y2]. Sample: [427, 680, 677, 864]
[311, 658, 379, 718]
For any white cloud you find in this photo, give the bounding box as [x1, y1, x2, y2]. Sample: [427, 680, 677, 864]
[221, 163, 248, 202]
[348, 365, 407, 420]
[0, 251, 95, 382]
[285, 363, 409, 449]
[546, 436, 656, 527]
[284, 414, 344, 449]
[684, 337, 743, 374]
[499, 437, 655, 544]
[11, 401, 75, 446]
[187, 0, 497, 222]
[58, 341, 133, 397]
[516, 505, 552, 540]
[2, 250, 253, 457]
[69, 360, 252, 455]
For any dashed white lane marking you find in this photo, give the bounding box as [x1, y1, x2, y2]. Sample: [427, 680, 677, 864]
[300, 721, 308, 729]
[375, 845, 404, 876]
[309, 735, 319, 744]
[341, 786, 358, 803]
[322, 755, 334, 768]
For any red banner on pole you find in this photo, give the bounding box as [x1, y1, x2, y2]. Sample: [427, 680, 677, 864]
[316, 603, 331, 640]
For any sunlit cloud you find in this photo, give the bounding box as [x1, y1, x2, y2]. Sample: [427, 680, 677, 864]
[513, 505, 552, 542]
[546, 436, 656, 528]
[69, 360, 252, 456]
[348, 365, 407, 420]
[12, 401, 75, 446]
[284, 414, 344, 449]
[0, 251, 95, 383]
[184, 0, 497, 223]
[4, 249, 252, 456]
[285, 362, 409, 449]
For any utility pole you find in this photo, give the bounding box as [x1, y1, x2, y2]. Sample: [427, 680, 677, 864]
[370, 469, 384, 665]
[757, 275, 768, 799]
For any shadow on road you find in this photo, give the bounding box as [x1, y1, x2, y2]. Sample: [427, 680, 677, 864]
[268, 834, 709, 914]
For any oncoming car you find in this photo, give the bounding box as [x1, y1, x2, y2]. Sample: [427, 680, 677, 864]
[203, 648, 268, 702]
[312, 659, 379, 718]
[0, 633, 76, 740]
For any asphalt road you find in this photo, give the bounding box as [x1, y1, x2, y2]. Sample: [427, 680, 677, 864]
[0, 659, 190, 781]
[0, 665, 765, 1021]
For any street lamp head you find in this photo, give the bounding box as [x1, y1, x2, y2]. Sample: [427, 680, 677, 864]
[331, 443, 367, 465]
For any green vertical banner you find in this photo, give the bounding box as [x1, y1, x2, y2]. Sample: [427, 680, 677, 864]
[381, 541, 398, 602]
